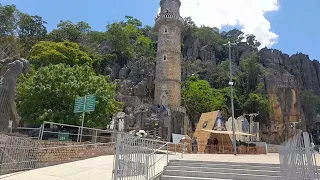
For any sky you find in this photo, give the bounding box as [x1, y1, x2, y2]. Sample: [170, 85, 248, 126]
[1, 0, 320, 60]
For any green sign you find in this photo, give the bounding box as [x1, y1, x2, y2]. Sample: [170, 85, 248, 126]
[74, 97, 85, 113]
[58, 133, 69, 141]
[85, 95, 96, 112]
[73, 94, 96, 113]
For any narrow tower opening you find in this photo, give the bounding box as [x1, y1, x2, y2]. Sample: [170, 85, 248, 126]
[164, 27, 168, 33]
[163, 55, 167, 60]
[165, 9, 169, 13]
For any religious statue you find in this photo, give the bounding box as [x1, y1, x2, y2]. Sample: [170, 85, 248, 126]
[118, 119, 125, 131]
[0, 57, 30, 132]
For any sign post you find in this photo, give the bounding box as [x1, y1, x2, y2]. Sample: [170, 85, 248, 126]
[74, 94, 96, 142]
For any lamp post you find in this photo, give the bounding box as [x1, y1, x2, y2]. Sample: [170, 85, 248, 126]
[224, 41, 237, 155]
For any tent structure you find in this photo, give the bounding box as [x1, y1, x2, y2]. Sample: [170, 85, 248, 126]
[193, 111, 255, 153]
[193, 111, 231, 153]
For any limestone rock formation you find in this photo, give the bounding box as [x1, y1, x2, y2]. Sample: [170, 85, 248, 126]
[102, 30, 320, 144]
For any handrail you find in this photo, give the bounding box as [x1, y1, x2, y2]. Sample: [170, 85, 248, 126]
[148, 142, 184, 180]
[148, 142, 169, 156]
[42, 121, 115, 133]
[149, 142, 184, 164]
[39, 142, 115, 150]
[113, 134, 185, 180]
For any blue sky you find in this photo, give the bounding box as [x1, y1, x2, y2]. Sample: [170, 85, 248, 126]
[1, 0, 320, 60]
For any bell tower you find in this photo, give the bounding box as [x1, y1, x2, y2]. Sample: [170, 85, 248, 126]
[154, 0, 184, 107]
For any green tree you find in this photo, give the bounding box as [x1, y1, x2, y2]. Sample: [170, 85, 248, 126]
[182, 17, 197, 42]
[219, 87, 242, 118]
[243, 93, 272, 125]
[196, 26, 226, 46]
[222, 29, 244, 43]
[246, 34, 261, 49]
[212, 60, 239, 89]
[18, 13, 47, 52]
[0, 4, 18, 36]
[28, 41, 93, 67]
[87, 31, 108, 43]
[106, 22, 133, 66]
[17, 64, 122, 127]
[48, 20, 91, 43]
[124, 15, 142, 28]
[182, 76, 227, 123]
[124, 24, 142, 40]
[240, 53, 263, 94]
[301, 90, 320, 131]
[0, 4, 21, 58]
[134, 34, 154, 58]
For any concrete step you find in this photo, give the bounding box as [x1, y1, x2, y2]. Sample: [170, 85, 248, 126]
[170, 160, 280, 168]
[163, 170, 280, 180]
[168, 161, 280, 171]
[164, 166, 281, 176]
[161, 175, 233, 180]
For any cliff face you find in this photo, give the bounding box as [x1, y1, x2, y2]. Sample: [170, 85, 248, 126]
[180, 37, 320, 143]
[108, 30, 320, 143]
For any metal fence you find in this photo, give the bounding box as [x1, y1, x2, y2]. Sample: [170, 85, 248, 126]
[0, 134, 117, 176]
[279, 130, 319, 180]
[113, 134, 184, 180]
[39, 121, 117, 143]
[0, 134, 37, 175]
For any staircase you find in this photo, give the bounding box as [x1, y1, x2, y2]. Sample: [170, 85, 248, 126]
[160, 160, 281, 180]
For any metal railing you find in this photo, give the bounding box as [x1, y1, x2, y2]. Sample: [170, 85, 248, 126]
[39, 121, 118, 143]
[279, 130, 319, 180]
[113, 134, 184, 180]
[0, 134, 117, 176]
[0, 134, 37, 175]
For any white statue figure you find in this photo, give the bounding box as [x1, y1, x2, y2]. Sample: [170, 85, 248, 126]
[136, 130, 147, 138]
[118, 119, 124, 131]
[109, 119, 115, 130]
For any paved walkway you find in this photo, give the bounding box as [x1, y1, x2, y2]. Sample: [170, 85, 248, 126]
[0, 153, 318, 180]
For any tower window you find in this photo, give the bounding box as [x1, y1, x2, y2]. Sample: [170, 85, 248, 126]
[163, 55, 167, 61]
[164, 27, 168, 33]
[165, 9, 169, 13]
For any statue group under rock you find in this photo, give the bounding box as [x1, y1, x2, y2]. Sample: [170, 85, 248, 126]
[0, 57, 30, 132]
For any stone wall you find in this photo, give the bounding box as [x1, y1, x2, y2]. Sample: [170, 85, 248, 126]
[36, 141, 115, 167]
[267, 144, 280, 153]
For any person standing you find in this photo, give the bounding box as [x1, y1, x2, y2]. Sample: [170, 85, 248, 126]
[192, 137, 198, 153]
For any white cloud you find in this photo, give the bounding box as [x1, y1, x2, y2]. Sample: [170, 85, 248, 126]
[179, 0, 280, 48]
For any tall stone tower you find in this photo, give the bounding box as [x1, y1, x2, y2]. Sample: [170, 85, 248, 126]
[154, 0, 184, 108]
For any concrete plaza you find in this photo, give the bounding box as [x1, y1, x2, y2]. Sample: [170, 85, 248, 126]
[0, 153, 313, 180]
